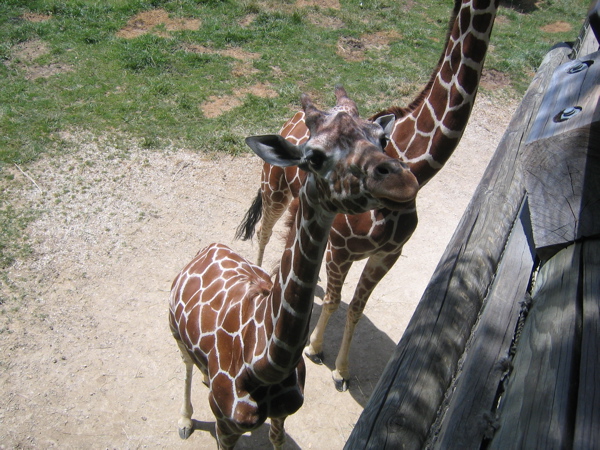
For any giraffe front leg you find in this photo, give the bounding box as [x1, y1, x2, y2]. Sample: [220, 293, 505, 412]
[214, 418, 242, 450]
[269, 417, 287, 449]
[304, 296, 337, 364]
[304, 257, 351, 364]
[332, 252, 401, 392]
[175, 340, 195, 439]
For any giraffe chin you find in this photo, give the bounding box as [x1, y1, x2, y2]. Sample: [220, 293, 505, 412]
[376, 197, 416, 211]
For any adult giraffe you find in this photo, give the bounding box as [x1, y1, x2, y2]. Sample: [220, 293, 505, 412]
[236, 0, 500, 391]
[170, 87, 419, 449]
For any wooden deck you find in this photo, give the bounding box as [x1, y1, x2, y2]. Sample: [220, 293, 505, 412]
[346, 3, 600, 449]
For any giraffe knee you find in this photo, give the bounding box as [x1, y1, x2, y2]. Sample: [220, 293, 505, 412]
[322, 301, 339, 314]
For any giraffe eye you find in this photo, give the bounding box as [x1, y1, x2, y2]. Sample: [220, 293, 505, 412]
[379, 135, 389, 150]
[307, 150, 326, 170]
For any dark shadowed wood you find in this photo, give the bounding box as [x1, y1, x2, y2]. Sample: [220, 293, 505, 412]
[429, 203, 535, 449]
[523, 123, 600, 261]
[345, 43, 573, 450]
[489, 243, 581, 449]
[575, 239, 600, 449]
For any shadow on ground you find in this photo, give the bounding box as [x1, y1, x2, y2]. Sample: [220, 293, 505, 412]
[308, 285, 398, 407]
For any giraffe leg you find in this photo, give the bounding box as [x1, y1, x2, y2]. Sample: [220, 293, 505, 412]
[332, 252, 401, 392]
[256, 189, 291, 266]
[304, 256, 352, 364]
[214, 418, 242, 450]
[175, 340, 195, 439]
[269, 417, 287, 449]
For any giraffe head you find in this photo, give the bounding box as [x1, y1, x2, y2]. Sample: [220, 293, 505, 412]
[246, 86, 419, 215]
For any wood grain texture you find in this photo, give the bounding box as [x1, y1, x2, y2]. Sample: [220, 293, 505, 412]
[522, 123, 600, 261]
[489, 243, 581, 450]
[429, 204, 535, 450]
[575, 239, 600, 449]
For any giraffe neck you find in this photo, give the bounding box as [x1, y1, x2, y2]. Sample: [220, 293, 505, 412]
[375, 0, 499, 186]
[249, 179, 334, 384]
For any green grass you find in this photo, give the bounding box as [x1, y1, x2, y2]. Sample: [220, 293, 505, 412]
[0, 0, 591, 279]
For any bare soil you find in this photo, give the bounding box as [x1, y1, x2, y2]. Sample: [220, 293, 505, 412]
[0, 92, 517, 449]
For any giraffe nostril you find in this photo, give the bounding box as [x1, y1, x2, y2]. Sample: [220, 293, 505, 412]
[376, 165, 390, 176]
[373, 161, 401, 179]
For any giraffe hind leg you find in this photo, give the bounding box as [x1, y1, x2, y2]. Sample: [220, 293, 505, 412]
[256, 192, 291, 266]
[175, 339, 195, 439]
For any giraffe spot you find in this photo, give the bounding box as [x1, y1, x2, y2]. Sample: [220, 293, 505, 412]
[463, 33, 488, 64]
[416, 107, 436, 134]
[448, 84, 465, 109]
[187, 305, 201, 342]
[221, 304, 241, 334]
[473, 12, 493, 34]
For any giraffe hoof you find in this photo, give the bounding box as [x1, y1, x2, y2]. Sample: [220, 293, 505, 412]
[334, 377, 349, 392]
[179, 426, 193, 440]
[304, 350, 324, 365]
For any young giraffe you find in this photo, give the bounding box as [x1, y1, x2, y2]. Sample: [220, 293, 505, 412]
[236, 0, 500, 391]
[169, 87, 419, 449]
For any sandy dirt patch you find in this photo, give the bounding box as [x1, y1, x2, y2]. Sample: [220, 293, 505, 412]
[4, 39, 73, 81]
[116, 9, 201, 39]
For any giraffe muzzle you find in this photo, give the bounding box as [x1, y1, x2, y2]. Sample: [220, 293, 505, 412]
[367, 159, 418, 208]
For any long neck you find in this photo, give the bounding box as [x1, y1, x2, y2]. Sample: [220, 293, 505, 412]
[373, 0, 499, 186]
[249, 181, 334, 384]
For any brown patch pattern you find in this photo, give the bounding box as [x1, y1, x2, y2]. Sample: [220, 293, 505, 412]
[540, 21, 572, 33]
[201, 83, 278, 118]
[337, 31, 402, 62]
[5, 39, 73, 80]
[22, 13, 52, 22]
[296, 0, 341, 9]
[116, 9, 200, 39]
[480, 68, 511, 90]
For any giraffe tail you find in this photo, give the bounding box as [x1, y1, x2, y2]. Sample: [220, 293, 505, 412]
[235, 188, 262, 241]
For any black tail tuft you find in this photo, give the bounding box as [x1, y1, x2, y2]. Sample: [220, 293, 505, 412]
[235, 188, 263, 241]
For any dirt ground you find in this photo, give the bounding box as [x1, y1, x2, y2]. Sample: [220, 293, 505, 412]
[0, 91, 517, 449]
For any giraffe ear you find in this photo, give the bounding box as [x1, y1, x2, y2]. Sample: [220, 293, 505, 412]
[245, 135, 304, 167]
[374, 114, 396, 138]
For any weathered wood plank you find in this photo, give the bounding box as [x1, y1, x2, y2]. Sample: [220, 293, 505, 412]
[525, 49, 600, 144]
[574, 239, 600, 449]
[522, 123, 600, 261]
[345, 43, 573, 450]
[489, 243, 581, 450]
[429, 203, 535, 450]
